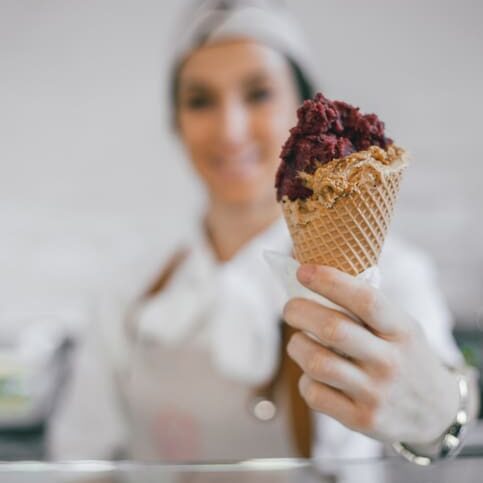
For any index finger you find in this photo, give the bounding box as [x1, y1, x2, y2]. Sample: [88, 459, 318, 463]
[296, 264, 407, 338]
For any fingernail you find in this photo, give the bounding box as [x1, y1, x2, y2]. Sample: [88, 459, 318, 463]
[297, 264, 316, 283]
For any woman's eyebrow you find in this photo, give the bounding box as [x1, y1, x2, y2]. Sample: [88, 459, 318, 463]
[179, 79, 212, 93]
[242, 71, 271, 87]
[179, 71, 271, 94]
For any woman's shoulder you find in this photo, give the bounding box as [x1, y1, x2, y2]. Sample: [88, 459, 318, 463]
[141, 245, 191, 299]
[107, 231, 195, 302]
[379, 233, 462, 365]
[98, 241, 194, 355]
[137, 222, 211, 298]
[379, 232, 437, 280]
[378, 232, 444, 318]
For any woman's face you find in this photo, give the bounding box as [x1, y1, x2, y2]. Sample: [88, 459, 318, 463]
[177, 39, 300, 207]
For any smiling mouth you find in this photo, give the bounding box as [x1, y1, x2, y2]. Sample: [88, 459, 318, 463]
[212, 152, 261, 181]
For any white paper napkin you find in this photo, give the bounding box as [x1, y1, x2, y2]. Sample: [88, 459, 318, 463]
[264, 250, 381, 323]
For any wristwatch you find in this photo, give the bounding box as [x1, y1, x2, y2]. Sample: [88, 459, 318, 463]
[391, 366, 475, 466]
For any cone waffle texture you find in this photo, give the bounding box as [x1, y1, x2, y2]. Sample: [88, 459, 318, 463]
[282, 166, 405, 276]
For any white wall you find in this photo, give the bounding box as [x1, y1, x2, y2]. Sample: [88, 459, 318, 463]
[1, 0, 482, 324]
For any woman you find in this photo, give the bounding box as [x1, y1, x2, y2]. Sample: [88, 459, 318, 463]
[48, 0, 478, 462]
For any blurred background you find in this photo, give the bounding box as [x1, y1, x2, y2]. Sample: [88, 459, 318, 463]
[0, 0, 482, 459]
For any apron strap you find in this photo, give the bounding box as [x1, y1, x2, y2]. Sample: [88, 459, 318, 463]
[144, 247, 190, 298]
[124, 247, 189, 341]
[255, 321, 312, 458]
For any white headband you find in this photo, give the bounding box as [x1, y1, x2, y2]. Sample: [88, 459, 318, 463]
[170, 0, 320, 92]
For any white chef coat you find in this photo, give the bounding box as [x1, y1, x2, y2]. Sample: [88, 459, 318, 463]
[47, 217, 462, 461]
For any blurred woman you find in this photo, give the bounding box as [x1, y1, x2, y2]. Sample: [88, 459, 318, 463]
[48, 0, 477, 462]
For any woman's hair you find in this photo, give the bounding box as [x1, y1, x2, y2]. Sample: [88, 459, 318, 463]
[285, 56, 315, 102]
[169, 53, 315, 129]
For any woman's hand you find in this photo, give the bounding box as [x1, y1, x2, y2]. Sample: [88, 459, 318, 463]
[283, 264, 461, 447]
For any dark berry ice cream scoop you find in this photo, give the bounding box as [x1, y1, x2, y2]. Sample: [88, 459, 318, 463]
[275, 93, 392, 201]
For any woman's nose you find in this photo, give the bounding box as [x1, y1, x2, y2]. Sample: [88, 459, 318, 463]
[216, 98, 250, 149]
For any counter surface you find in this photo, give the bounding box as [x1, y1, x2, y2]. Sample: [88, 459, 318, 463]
[0, 457, 481, 483]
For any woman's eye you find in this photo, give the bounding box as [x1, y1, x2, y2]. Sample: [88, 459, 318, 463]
[185, 96, 213, 110]
[245, 87, 272, 104]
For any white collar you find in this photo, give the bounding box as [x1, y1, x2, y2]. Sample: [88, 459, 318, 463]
[135, 217, 291, 384]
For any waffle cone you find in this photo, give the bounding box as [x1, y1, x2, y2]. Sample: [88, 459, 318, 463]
[281, 166, 405, 276]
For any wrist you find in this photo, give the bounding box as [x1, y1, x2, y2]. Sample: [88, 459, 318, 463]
[408, 368, 460, 449]
[392, 365, 476, 465]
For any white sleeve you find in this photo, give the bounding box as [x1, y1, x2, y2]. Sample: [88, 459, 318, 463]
[379, 236, 463, 366]
[46, 316, 128, 460]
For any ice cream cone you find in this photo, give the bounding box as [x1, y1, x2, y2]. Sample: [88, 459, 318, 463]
[275, 93, 408, 275]
[281, 161, 406, 276]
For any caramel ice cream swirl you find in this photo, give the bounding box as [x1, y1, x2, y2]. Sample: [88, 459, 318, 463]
[297, 145, 407, 209]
